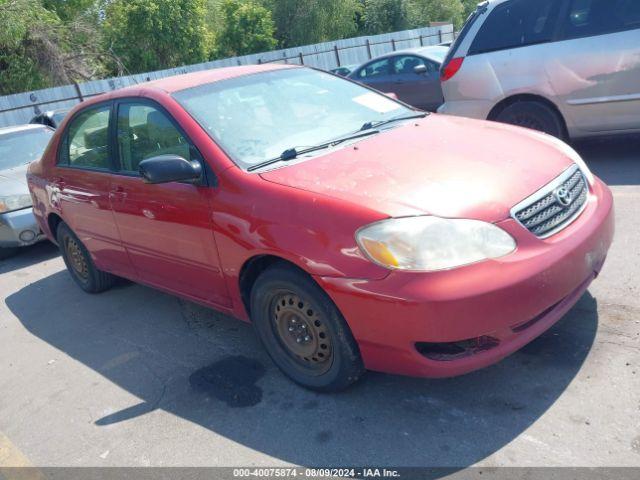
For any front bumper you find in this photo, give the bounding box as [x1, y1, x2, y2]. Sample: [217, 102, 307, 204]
[0, 207, 45, 248]
[317, 178, 614, 378]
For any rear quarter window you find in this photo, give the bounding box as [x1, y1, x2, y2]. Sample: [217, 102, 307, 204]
[562, 0, 640, 40]
[469, 0, 562, 54]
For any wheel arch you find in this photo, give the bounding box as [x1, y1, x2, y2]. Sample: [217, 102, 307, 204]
[488, 93, 568, 138]
[47, 212, 64, 243]
[239, 254, 313, 318]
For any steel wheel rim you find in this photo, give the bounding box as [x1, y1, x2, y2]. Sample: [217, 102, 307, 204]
[65, 237, 89, 281]
[272, 292, 333, 372]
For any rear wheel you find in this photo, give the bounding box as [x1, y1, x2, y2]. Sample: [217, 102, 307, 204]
[495, 101, 566, 140]
[57, 222, 116, 293]
[250, 264, 364, 392]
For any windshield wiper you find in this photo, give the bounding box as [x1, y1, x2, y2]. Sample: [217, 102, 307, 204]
[247, 129, 381, 172]
[360, 112, 428, 132]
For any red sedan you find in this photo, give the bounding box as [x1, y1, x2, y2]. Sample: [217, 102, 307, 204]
[27, 65, 614, 391]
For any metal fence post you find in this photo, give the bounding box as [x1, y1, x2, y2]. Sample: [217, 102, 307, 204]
[391, 39, 396, 51]
[439, 29, 443, 43]
[419, 35, 424, 46]
[334, 45, 341, 67]
[298, 52, 304, 65]
[366, 39, 372, 59]
[72, 81, 84, 102]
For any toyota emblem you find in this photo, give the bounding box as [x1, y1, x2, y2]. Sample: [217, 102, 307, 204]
[554, 187, 572, 206]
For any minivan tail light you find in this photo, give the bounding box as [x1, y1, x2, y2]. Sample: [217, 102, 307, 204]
[441, 57, 464, 82]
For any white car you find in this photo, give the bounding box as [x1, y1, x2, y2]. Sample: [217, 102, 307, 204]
[0, 124, 53, 258]
[438, 0, 640, 140]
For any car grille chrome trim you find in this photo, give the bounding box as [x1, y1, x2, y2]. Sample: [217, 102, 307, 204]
[511, 165, 589, 239]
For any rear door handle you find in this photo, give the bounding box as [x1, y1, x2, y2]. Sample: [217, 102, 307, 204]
[109, 186, 128, 199]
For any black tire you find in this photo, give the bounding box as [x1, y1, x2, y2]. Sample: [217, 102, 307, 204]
[250, 264, 364, 392]
[495, 101, 566, 140]
[56, 222, 116, 294]
[0, 247, 18, 260]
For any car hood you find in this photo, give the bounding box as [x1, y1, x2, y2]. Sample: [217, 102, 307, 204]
[0, 164, 30, 196]
[260, 115, 576, 223]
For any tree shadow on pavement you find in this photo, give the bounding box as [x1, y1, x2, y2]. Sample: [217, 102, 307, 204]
[6, 271, 599, 468]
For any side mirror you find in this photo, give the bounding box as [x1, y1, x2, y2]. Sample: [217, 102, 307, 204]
[384, 92, 399, 100]
[414, 64, 428, 75]
[138, 155, 202, 184]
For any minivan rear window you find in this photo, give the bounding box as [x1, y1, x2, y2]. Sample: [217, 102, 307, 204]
[468, 0, 562, 55]
[441, 3, 487, 69]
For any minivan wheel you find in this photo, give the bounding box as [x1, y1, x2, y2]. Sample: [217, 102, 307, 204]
[495, 101, 566, 140]
[250, 264, 365, 392]
[57, 222, 116, 294]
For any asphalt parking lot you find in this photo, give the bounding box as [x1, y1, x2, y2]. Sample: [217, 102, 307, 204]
[1, 135, 639, 469]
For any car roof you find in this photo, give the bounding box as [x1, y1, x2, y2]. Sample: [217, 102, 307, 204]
[0, 124, 52, 135]
[127, 63, 297, 95]
[57, 64, 301, 122]
[363, 45, 450, 63]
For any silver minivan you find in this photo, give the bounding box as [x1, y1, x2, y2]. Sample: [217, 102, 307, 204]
[438, 0, 640, 140]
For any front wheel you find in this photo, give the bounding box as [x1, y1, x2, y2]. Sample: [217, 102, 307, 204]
[250, 264, 365, 392]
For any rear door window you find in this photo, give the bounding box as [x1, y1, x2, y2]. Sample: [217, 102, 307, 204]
[60, 105, 111, 170]
[469, 0, 563, 54]
[562, 0, 640, 39]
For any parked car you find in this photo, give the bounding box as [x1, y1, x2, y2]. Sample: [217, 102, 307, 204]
[439, 0, 640, 139]
[30, 109, 70, 129]
[0, 125, 53, 259]
[348, 46, 450, 111]
[28, 65, 614, 391]
[330, 64, 359, 77]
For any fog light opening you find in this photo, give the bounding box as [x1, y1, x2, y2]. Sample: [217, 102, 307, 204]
[19, 230, 37, 243]
[416, 336, 500, 361]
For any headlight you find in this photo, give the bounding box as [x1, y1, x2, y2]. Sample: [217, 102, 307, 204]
[531, 131, 595, 185]
[356, 216, 516, 272]
[0, 194, 33, 213]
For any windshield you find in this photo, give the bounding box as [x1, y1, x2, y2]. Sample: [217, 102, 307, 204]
[173, 68, 412, 169]
[0, 127, 53, 170]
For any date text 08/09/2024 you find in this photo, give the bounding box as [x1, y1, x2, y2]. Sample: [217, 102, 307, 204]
[233, 468, 401, 478]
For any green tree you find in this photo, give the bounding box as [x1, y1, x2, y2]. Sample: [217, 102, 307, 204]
[362, 0, 409, 35]
[102, 0, 212, 74]
[462, 0, 478, 17]
[267, 0, 361, 48]
[0, 0, 106, 94]
[215, 0, 277, 57]
[407, 0, 465, 29]
[41, 0, 97, 22]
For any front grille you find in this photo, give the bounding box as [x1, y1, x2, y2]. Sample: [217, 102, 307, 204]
[512, 165, 588, 238]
